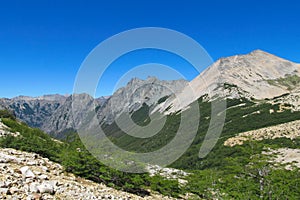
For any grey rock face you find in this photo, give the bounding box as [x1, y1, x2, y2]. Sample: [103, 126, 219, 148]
[41, 94, 101, 135]
[0, 94, 109, 135]
[42, 78, 187, 134]
[97, 77, 188, 124]
[0, 94, 68, 128]
[0, 94, 111, 135]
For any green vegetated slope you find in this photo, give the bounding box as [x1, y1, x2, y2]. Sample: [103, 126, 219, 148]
[103, 96, 300, 199]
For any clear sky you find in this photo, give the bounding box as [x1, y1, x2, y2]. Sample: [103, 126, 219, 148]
[0, 0, 299, 98]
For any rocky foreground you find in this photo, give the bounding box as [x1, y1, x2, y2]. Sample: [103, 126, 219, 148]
[0, 148, 175, 200]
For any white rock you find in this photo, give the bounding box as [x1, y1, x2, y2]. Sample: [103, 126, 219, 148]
[4, 180, 12, 187]
[178, 179, 188, 186]
[48, 180, 58, 188]
[38, 174, 48, 180]
[0, 152, 16, 163]
[29, 182, 39, 193]
[37, 181, 55, 194]
[0, 181, 5, 188]
[0, 188, 8, 195]
[23, 184, 29, 192]
[9, 186, 19, 194]
[20, 166, 35, 178]
[41, 166, 49, 172]
[35, 170, 42, 175]
[27, 161, 37, 166]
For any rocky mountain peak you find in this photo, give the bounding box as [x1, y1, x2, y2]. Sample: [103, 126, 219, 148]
[155, 50, 300, 113]
[215, 49, 297, 74]
[126, 77, 142, 86]
[146, 76, 158, 82]
[250, 49, 273, 56]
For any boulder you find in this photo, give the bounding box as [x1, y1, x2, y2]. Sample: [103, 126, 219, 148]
[9, 186, 19, 194]
[37, 181, 55, 194]
[20, 166, 35, 178]
[0, 188, 8, 195]
[29, 182, 39, 193]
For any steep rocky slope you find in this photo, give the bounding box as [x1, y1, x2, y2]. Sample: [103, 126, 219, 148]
[42, 77, 187, 134]
[155, 50, 300, 113]
[0, 94, 109, 135]
[41, 94, 108, 135]
[97, 77, 187, 124]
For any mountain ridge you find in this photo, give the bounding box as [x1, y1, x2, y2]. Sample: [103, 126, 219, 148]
[1, 50, 300, 135]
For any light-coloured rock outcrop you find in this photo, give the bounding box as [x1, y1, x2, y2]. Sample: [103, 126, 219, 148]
[224, 120, 300, 147]
[263, 148, 300, 170]
[146, 165, 189, 186]
[266, 89, 300, 111]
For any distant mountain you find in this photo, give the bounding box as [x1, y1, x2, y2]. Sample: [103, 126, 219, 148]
[42, 94, 109, 135]
[12, 94, 69, 102]
[0, 93, 111, 135]
[0, 94, 68, 128]
[43, 77, 187, 134]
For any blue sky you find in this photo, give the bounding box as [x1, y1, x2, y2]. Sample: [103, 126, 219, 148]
[0, 0, 299, 98]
